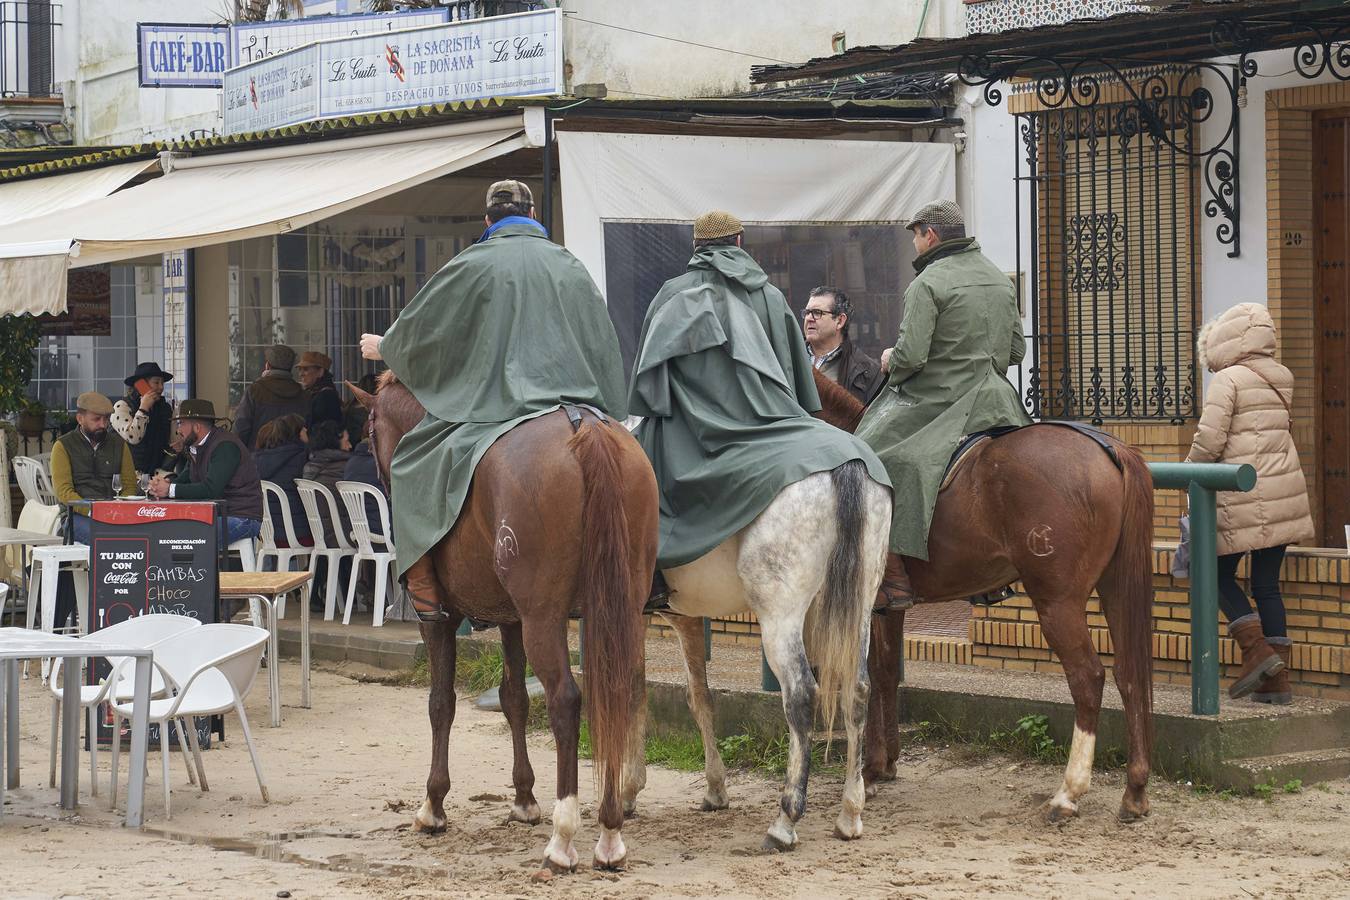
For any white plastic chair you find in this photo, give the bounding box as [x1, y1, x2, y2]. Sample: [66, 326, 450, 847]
[295, 479, 357, 622]
[14, 456, 57, 506]
[31, 543, 91, 676]
[47, 614, 201, 799]
[109, 623, 271, 819]
[336, 481, 396, 627]
[257, 481, 313, 618]
[0, 583, 10, 626]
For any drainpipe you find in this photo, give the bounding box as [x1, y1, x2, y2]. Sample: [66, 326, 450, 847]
[541, 105, 554, 237]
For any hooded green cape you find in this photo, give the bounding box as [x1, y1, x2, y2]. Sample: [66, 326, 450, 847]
[630, 245, 890, 569]
[379, 222, 628, 577]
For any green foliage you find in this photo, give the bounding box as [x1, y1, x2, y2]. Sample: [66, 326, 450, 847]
[1283, 779, 1303, 794]
[1253, 779, 1276, 800]
[0, 315, 42, 415]
[988, 715, 1066, 764]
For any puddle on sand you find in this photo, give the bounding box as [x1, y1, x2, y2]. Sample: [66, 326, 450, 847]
[140, 827, 441, 879]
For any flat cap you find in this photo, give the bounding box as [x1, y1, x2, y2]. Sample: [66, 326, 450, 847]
[297, 351, 332, 371]
[904, 199, 965, 231]
[265, 344, 296, 370]
[76, 391, 113, 415]
[487, 179, 533, 208]
[693, 210, 743, 241]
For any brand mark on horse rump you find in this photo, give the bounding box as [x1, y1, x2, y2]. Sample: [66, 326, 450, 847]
[494, 520, 520, 573]
[1027, 525, 1055, 557]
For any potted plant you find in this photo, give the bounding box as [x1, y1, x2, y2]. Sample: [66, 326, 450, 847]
[47, 407, 74, 435]
[16, 398, 45, 437]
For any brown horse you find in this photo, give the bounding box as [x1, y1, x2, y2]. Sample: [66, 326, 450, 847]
[353, 375, 658, 871]
[810, 369, 1155, 822]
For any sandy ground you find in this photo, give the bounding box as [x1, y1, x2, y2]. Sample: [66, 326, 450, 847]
[2, 662, 1349, 899]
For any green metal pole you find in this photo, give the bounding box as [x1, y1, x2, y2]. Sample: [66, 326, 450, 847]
[761, 647, 780, 692]
[577, 617, 584, 672]
[456, 619, 471, 637]
[703, 617, 712, 661]
[1188, 482, 1220, 716]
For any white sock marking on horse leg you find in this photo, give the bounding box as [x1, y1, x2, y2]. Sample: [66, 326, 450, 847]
[414, 797, 445, 832]
[766, 810, 798, 850]
[544, 795, 580, 871]
[593, 825, 627, 869]
[1049, 725, 1095, 815]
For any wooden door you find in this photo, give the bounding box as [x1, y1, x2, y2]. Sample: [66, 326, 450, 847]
[1315, 113, 1350, 547]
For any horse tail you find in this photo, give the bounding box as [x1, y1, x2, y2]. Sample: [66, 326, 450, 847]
[1100, 445, 1155, 736]
[568, 419, 642, 832]
[808, 459, 872, 749]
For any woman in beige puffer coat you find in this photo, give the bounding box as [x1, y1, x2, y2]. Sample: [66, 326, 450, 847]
[1186, 302, 1314, 705]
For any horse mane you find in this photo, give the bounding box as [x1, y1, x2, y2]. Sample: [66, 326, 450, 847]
[811, 367, 867, 434]
[377, 369, 400, 389]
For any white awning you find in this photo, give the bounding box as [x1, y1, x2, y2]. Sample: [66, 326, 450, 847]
[0, 115, 526, 315]
[0, 159, 158, 227]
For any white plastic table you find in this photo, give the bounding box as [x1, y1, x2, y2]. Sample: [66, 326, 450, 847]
[0, 528, 64, 632]
[0, 627, 152, 827]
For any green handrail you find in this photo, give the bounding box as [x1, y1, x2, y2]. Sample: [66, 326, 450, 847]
[1150, 462, 1256, 715]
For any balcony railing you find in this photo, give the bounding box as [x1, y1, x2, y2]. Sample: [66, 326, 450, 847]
[965, 0, 1148, 36]
[1, 1, 61, 99]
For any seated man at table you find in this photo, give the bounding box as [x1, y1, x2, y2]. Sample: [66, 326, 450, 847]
[146, 399, 264, 546]
[51, 391, 139, 544]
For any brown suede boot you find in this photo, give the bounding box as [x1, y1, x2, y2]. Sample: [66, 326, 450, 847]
[874, 552, 916, 613]
[1253, 642, 1293, 705]
[1228, 615, 1285, 699]
[404, 555, 450, 622]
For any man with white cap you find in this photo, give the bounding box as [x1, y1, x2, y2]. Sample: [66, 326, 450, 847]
[856, 199, 1031, 608]
[50, 391, 139, 544]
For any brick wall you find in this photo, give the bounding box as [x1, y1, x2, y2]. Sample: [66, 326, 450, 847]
[969, 546, 1350, 700]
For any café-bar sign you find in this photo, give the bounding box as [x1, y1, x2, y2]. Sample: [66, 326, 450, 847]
[138, 23, 230, 88]
[222, 7, 561, 135]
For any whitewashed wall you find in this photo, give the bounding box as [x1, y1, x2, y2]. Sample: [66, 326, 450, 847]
[63, 0, 224, 145]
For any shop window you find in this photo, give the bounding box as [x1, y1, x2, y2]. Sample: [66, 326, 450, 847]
[601, 221, 912, 373]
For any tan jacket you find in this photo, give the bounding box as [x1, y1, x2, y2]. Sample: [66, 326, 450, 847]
[1186, 303, 1314, 555]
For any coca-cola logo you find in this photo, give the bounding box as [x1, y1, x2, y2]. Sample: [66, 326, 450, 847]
[137, 506, 168, 519]
[102, 571, 140, 585]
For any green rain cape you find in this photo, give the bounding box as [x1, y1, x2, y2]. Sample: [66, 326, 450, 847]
[379, 221, 628, 577]
[855, 239, 1031, 560]
[630, 245, 890, 569]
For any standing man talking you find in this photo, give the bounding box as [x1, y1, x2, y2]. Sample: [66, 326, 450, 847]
[802, 286, 886, 405]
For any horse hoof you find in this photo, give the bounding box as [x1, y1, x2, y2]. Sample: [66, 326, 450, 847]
[761, 832, 797, 853]
[509, 802, 541, 826]
[544, 858, 577, 876]
[1118, 797, 1151, 823]
[701, 796, 730, 812]
[412, 819, 446, 834]
[864, 782, 879, 800]
[833, 819, 863, 841]
[1042, 802, 1078, 824]
[592, 855, 627, 872]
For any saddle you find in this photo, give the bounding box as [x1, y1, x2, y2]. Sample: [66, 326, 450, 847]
[940, 420, 1121, 492]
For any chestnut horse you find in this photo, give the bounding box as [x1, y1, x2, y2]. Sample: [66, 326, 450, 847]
[353, 375, 658, 871]
[810, 369, 1155, 822]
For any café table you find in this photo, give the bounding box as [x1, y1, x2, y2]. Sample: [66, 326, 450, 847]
[0, 527, 65, 621]
[218, 571, 313, 727]
[0, 627, 152, 827]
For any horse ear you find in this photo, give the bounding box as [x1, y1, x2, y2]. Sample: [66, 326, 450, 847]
[346, 381, 375, 409]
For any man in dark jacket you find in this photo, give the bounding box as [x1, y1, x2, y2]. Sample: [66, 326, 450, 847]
[147, 399, 264, 545]
[234, 344, 311, 449]
[802, 286, 886, 405]
[297, 351, 344, 430]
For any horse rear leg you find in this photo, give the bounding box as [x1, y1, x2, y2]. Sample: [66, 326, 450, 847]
[663, 613, 728, 811]
[621, 637, 648, 819]
[864, 609, 905, 795]
[1028, 593, 1104, 823]
[520, 616, 582, 873]
[499, 623, 541, 825]
[414, 616, 462, 833]
[758, 617, 817, 852]
[834, 640, 870, 841]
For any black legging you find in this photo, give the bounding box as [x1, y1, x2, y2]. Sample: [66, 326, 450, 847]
[1217, 545, 1288, 638]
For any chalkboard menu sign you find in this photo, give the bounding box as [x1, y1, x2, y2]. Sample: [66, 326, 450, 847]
[87, 500, 226, 747]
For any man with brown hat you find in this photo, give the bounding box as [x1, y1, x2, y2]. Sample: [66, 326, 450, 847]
[359, 178, 627, 620]
[629, 211, 889, 605]
[297, 350, 343, 430]
[51, 391, 140, 543]
[146, 399, 265, 546]
[856, 199, 1031, 609]
[233, 344, 312, 449]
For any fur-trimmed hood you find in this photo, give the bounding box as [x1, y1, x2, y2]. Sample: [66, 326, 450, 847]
[1196, 302, 1277, 373]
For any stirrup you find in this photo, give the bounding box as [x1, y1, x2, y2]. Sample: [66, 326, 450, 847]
[969, 586, 1015, 607]
[413, 603, 452, 623]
